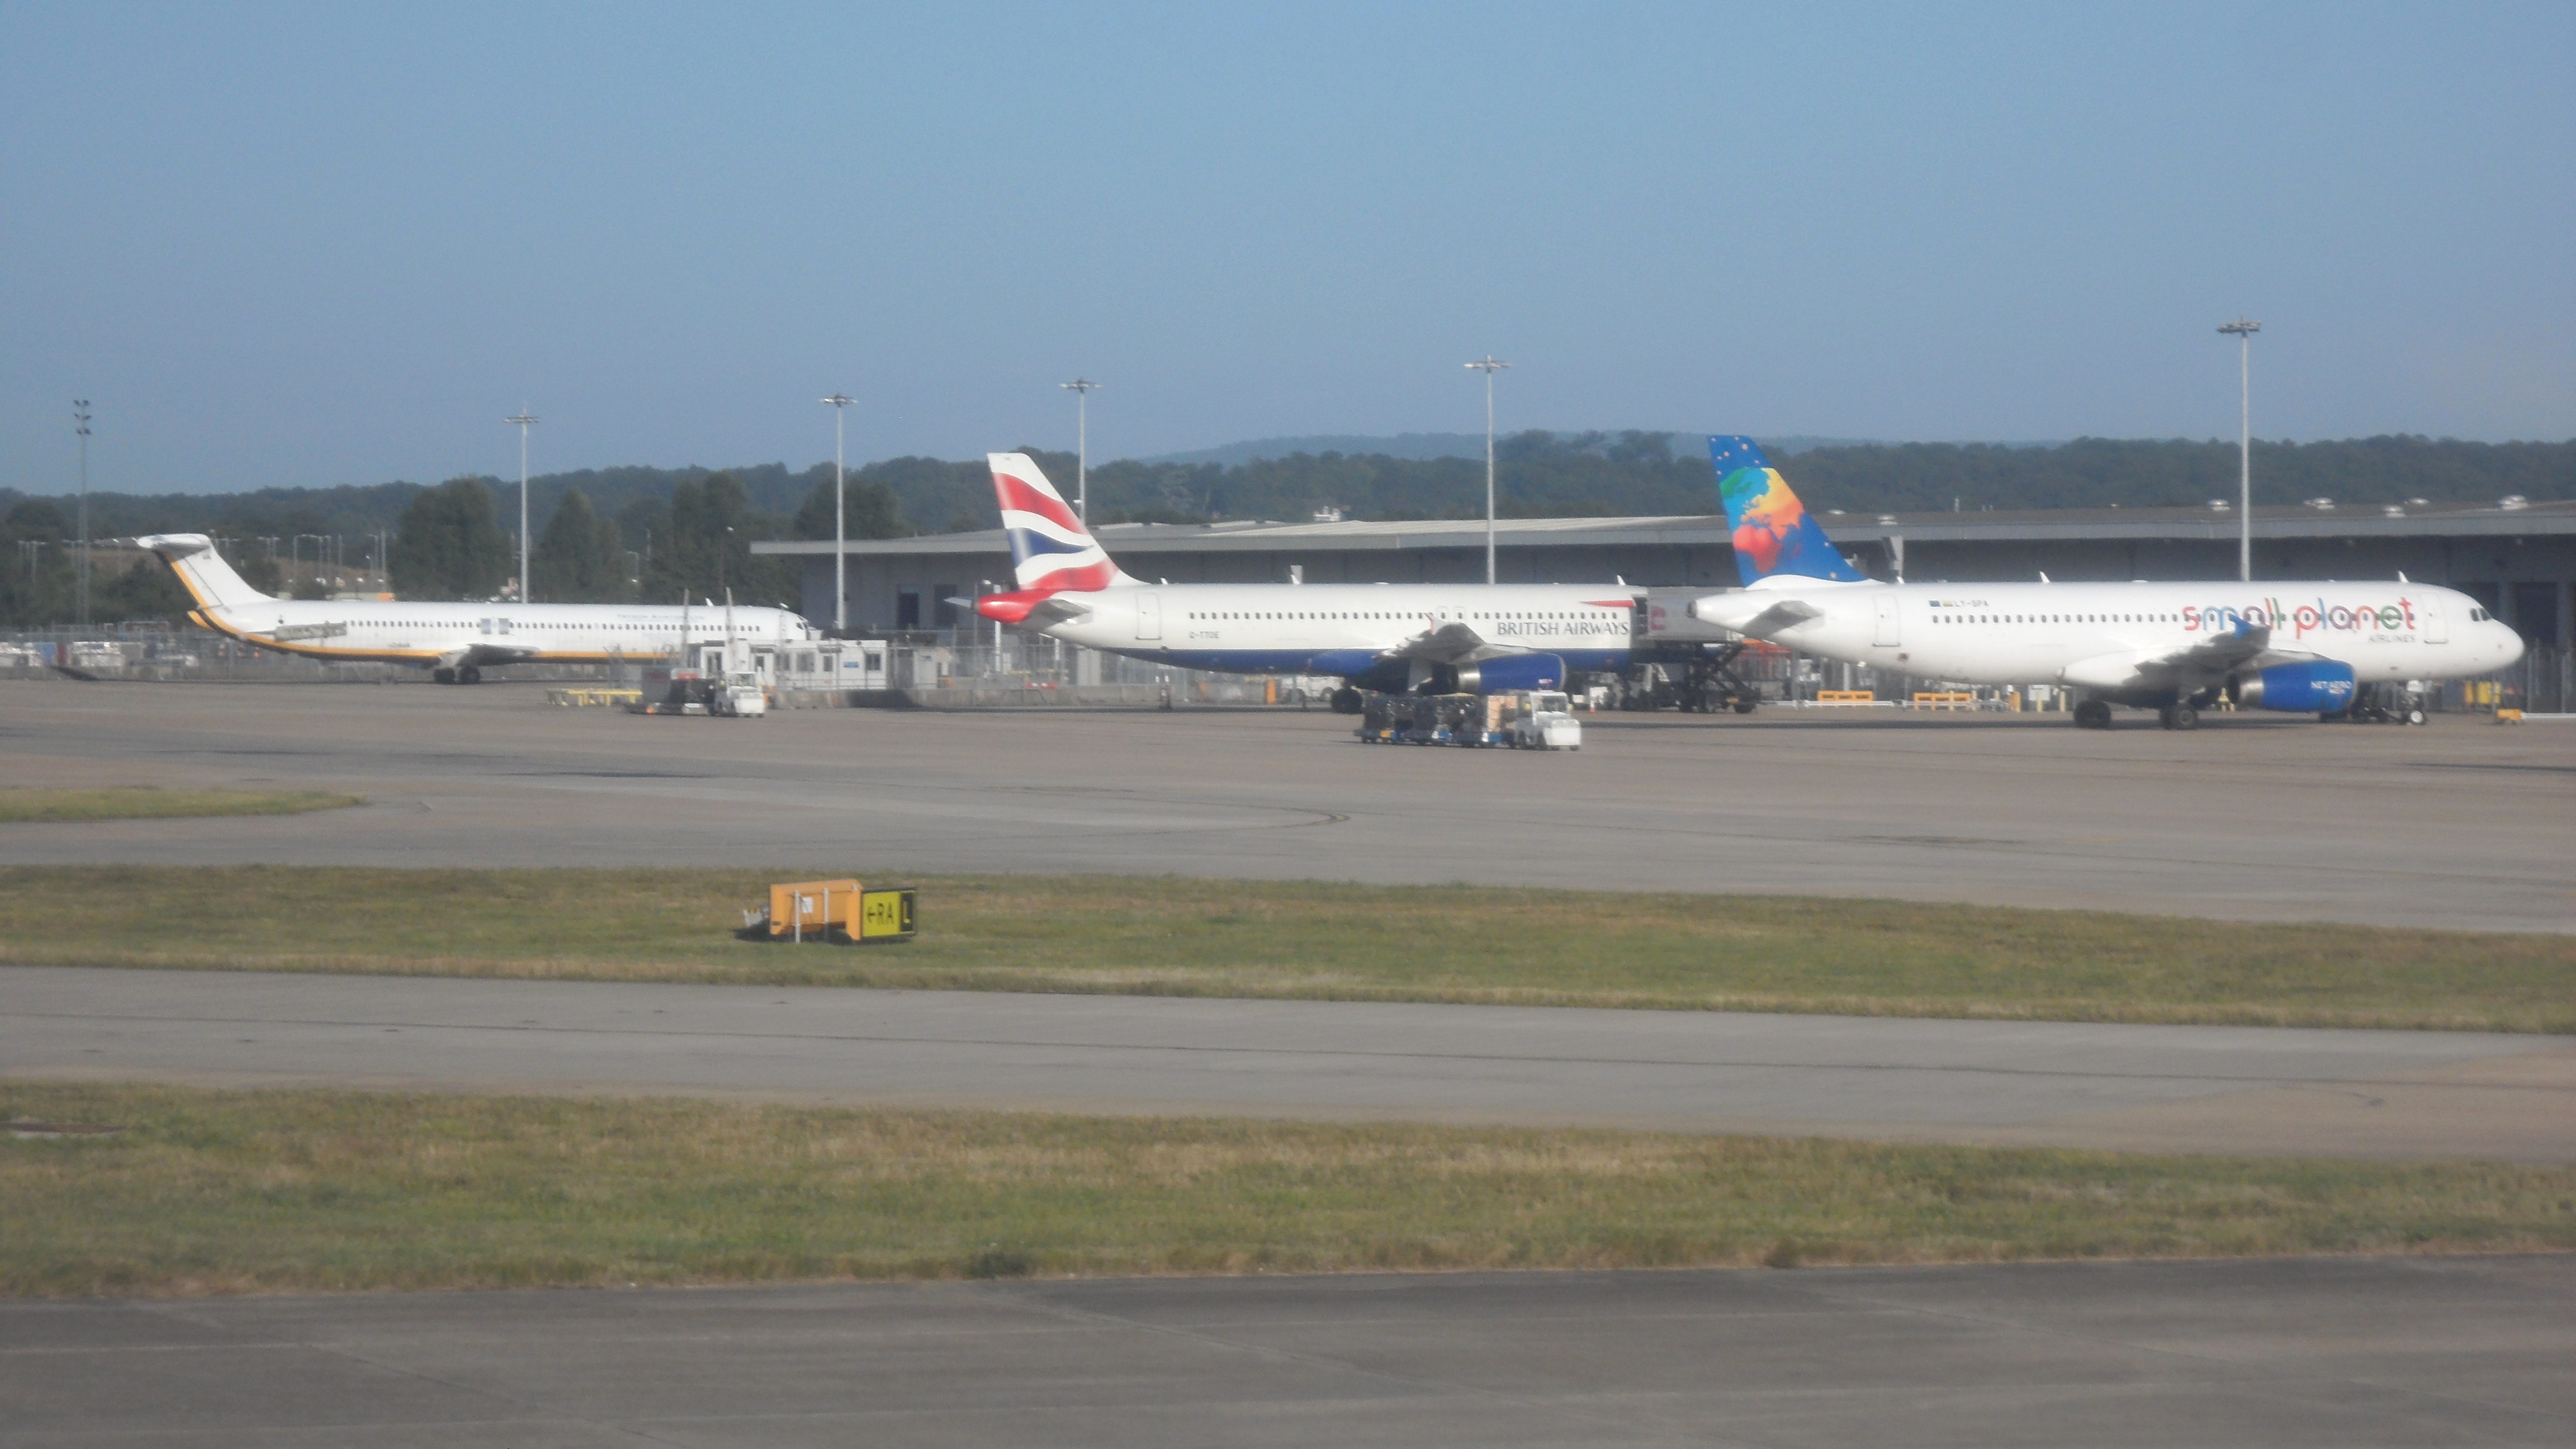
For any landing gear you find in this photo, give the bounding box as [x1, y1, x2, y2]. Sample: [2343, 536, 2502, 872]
[456, 665, 482, 685]
[1329, 685, 1363, 716]
[1733, 697, 1758, 715]
[2158, 705, 2198, 731]
[433, 667, 457, 684]
[2073, 698, 2113, 730]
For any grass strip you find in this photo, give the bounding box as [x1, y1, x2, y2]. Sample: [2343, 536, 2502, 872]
[7, 1081, 2572, 1298]
[0, 788, 362, 823]
[4, 866, 2570, 1032]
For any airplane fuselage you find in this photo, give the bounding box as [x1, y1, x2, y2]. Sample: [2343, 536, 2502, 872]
[195, 596, 814, 669]
[1020, 583, 1641, 675]
[1715, 579, 2522, 695]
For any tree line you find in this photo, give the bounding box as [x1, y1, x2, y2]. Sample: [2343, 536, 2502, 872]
[385, 469, 905, 604]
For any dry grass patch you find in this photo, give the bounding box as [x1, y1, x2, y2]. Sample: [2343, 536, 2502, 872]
[0, 788, 362, 823]
[1, 865, 2569, 1031]
[6, 1081, 2573, 1298]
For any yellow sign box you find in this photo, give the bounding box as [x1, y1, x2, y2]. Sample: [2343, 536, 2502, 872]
[768, 879, 860, 941]
[860, 889, 916, 940]
[756, 879, 916, 944]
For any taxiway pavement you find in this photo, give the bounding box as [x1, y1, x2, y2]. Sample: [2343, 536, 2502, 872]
[10, 967, 2570, 1161]
[8, 1256, 2570, 1447]
[4, 683, 2568, 931]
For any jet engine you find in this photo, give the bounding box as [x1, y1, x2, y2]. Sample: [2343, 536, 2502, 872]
[2228, 660, 2356, 712]
[1450, 653, 1565, 694]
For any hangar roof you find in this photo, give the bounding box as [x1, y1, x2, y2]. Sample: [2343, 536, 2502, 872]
[754, 498, 2576, 558]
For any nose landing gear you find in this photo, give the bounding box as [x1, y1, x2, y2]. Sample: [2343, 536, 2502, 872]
[2073, 698, 2113, 730]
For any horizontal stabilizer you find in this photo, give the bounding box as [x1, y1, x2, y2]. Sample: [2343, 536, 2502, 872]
[1691, 594, 1824, 638]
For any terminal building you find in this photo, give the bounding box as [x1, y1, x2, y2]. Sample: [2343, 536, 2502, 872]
[756, 498, 2576, 666]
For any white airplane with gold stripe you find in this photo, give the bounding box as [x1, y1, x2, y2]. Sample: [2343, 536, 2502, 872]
[136, 533, 816, 684]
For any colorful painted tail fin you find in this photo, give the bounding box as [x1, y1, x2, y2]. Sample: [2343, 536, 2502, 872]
[1709, 437, 1867, 585]
[132, 533, 278, 611]
[987, 453, 1139, 593]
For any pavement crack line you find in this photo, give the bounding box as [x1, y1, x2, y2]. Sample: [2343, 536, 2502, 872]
[12, 1007, 2567, 1095]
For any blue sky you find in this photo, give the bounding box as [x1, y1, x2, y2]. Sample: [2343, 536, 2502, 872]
[4, 2, 2569, 494]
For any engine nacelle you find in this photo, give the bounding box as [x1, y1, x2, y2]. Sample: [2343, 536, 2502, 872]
[1452, 653, 1565, 694]
[1317, 654, 1414, 696]
[2231, 660, 2356, 712]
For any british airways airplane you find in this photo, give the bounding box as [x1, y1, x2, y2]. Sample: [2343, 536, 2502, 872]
[136, 532, 815, 683]
[1685, 437, 2526, 729]
[969, 453, 1641, 709]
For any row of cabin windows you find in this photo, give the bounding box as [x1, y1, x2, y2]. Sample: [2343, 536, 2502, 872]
[1187, 608, 1617, 622]
[1935, 612, 2177, 624]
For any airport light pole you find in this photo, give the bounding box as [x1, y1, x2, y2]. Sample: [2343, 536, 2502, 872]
[1464, 358, 1509, 584]
[1060, 378, 1100, 524]
[2218, 319, 2260, 581]
[72, 400, 91, 626]
[506, 408, 538, 602]
[822, 393, 854, 633]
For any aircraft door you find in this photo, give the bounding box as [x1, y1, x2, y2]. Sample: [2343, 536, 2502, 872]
[1872, 592, 1901, 647]
[1136, 591, 1162, 641]
[2419, 596, 2447, 643]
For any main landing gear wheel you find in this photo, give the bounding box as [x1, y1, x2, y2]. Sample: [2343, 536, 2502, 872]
[1329, 685, 1363, 715]
[2073, 699, 2113, 730]
[456, 664, 483, 685]
[2158, 705, 2198, 731]
[433, 667, 457, 684]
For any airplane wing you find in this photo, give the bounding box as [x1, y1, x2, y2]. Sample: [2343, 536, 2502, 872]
[2061, 626, 2324, 693]
[1390, 619, 1526, 665]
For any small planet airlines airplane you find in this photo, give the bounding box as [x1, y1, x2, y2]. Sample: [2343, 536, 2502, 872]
[1685, 437, 2526, 730]
[135, 532, 816, 684]
[968, 453, 1641, 709]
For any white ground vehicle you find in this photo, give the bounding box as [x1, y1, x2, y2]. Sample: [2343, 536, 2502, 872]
[709, 679, 769, 717]
[1507, 691, 1583, 750]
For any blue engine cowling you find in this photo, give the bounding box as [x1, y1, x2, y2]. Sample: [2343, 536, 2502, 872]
[1452, 653, 1564, 694]
[2232, 660, 2356, 712]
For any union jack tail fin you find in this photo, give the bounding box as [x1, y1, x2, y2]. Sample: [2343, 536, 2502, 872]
[987, 452, 1138, 593]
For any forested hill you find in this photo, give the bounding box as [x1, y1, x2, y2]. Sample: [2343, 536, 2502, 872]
[4, 435, 2566, 547]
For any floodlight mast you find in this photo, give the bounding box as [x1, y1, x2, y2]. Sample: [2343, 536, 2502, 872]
[822, 393, 854, 632]
[71, 400, 91, 626]
[506, 409, 539, 602]
[1464, 357, 1510, 584]
[2217, 319, 2260, 582]
[1060, 379, 1100, 524]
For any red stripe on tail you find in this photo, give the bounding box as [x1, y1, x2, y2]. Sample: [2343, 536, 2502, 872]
[994, 473, 1085, 534]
